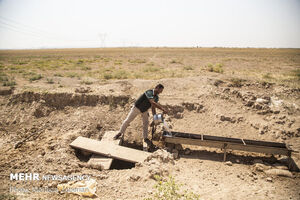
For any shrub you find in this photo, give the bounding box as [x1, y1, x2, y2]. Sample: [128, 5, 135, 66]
[114, 60, 122, 65]
[146, 62, 155, 66]
[65, 72, 80, 78]
[291, 69, 300, 80]
[0, 193, 17, 200]
[129, 59, 146, 64]
[262, 73, 273, 79]
[0, 73, 8, 82]
[214, 63, 224, 73]
[29, 74, 43, 82]
[145, 175, 200, 200]
[207, 63, 223, 73]
[3, 80, 16, 86]
[143, 66, 160, 72]
[114, 70, 129, 79]
[170, 60, 182, 64]
[80, 80, 93, 85]
[229, 78, 246, 87]
[80, 66, 92, 70]
[46, 78, 54, 84]
[77, 59, 84, 64]
[54, 73, 64, 77]
[104, 73, 113, 80]
[183, 66, 194, 70]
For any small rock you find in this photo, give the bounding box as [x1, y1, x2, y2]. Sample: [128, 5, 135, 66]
[266, 177, 273, 182]
[256, 98, 269, 104]
[78, 163, 88, 168]
[45, 157, 54, 163]
[48, 182, 58, 187]
[145, 149, 174, 164]
[259, 129, 265, 135]
[128, 174, 141, 182]
[96, 124, 102, 130]
[245, 101, 254, 107]
[135, 162, 143, 168]
[40, 150, 46, 156]
[225, 161, 232, 166]
[220, 115, 235, 123]
[96, 174, 108, 180]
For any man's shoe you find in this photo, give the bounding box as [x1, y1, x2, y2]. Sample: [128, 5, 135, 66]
[144, 138, 151, 144]
[113, 132, 122, 140]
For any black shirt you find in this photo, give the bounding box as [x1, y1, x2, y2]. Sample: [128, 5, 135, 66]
[135, 89, 159, 113]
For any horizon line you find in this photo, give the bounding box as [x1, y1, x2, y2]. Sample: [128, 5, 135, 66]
[1, 46, 300, 51]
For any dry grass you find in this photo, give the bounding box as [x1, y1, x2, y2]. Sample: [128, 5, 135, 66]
[0, 47, 299, 87]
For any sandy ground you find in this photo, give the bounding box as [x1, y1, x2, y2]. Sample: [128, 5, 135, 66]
[0, 48, 299, 200]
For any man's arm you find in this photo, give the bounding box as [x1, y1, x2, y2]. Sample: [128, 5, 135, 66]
[149, 99, 168, 114]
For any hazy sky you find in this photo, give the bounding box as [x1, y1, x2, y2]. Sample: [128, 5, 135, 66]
[0, 0, 299, 49]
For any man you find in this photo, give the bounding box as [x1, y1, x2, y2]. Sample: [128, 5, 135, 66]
[114, 84, 168, 143]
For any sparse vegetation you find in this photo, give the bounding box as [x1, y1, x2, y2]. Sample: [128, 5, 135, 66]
[114, 60, 122, 65]
[46, 78, 54, 84]
[262, 73, 273, 80]
[229, 78, 247, 87]
[80, 80, 93, 85]
[54, 73, 64, 77]
[29, 73, 43, 82]
[145, 175, 200, 200]
[0, 48, 298, 87]
[143, 66, 160, 72]
[104, 73, 113, 80]
[114, 70, 129, 79]
[65, 72, 80, 78]
[170, 59, 182, 64]
[207, 63, 224, 73]
[183, 66, 193, 70]
[129, 59, 147, 64]
[291, 69, 300, 80]
[3, 80, 16, 86]
[80, 66, 92, 71]
[146, 62, 155, 66]
[0, 193, 17, 200]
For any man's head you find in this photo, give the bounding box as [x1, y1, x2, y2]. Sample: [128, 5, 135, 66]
[154, 84, 164, 94]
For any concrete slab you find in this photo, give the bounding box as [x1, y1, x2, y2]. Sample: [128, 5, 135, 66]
[87, 131, 121, 169]
[70, 136, 151, 163]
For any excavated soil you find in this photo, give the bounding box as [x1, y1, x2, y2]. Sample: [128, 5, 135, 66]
[0, 76, 299, 200]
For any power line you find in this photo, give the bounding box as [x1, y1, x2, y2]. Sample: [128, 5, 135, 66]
[0, 23, 45, 39]
[0, 16, 103, 45]
[0, 16, 52, 36]
[0, 20, 44, 38]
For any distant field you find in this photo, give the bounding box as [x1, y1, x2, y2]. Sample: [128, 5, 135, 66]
[0, 47, 299, 88]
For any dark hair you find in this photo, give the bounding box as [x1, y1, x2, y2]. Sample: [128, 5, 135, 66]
[155, 84, 164, 89]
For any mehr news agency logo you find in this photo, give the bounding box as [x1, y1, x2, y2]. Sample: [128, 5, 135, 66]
[10, 173, 90, 181]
